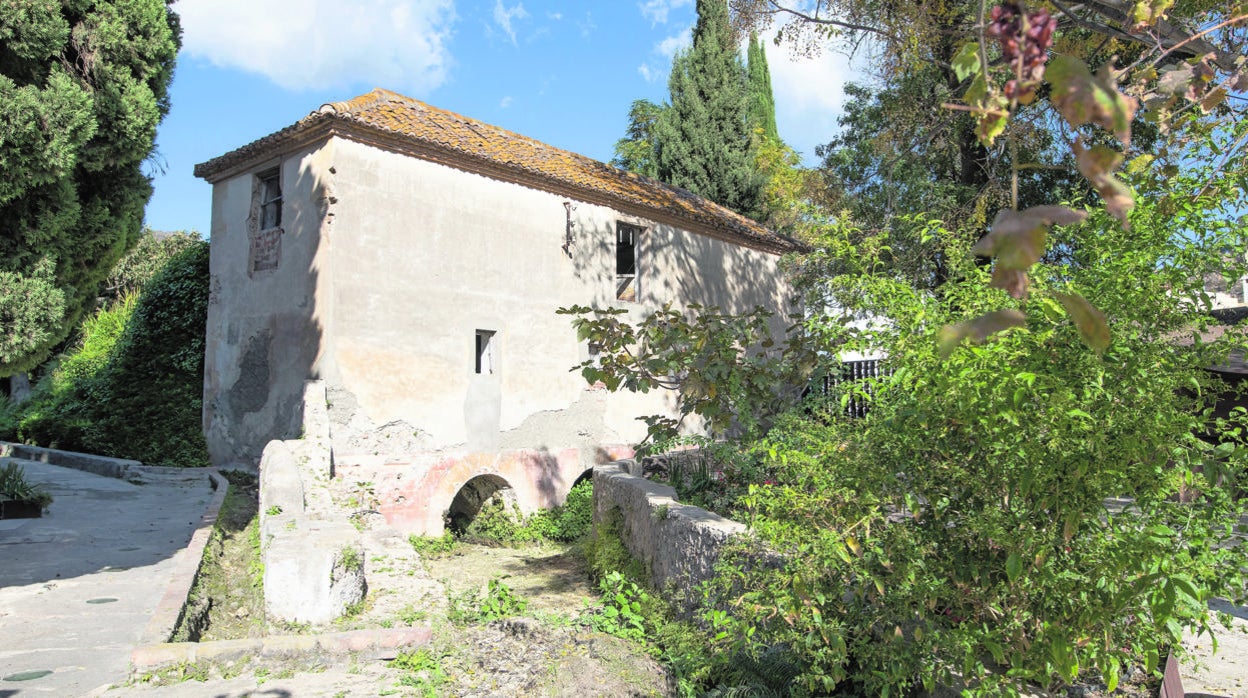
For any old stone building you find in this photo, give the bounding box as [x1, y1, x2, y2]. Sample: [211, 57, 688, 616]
[195, 88, 799, 533]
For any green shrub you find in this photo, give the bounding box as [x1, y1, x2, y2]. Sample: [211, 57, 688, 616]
[17, 294, 137, 451]
[458, 483, 593, 545]
[408, 532, 457, 556]
[0, 396, 18, 441]
[553, 478, 594, 541]
[12, 242, 209, 466]
[86, 242, 210, 466]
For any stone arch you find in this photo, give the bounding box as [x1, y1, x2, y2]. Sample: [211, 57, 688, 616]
[571, 468, 594, 489]
[445, 473, 515, 533]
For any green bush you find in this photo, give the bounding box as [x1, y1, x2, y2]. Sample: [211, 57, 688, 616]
[553, 478, 594, 541]
[710, 188, 1248, 694]
[13, 242, 209, 466]
[457, 480, 595, 545]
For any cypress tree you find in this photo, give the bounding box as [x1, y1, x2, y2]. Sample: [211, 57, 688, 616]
[0, 0, 180, 376]
[746, 33, 779, 140]
[654, 0, 763, 219]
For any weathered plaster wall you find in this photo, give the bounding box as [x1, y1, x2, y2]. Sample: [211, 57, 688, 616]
[203, 133, 794, 526]
[317, 137, 793, 462]
[202, 143, 336, 469]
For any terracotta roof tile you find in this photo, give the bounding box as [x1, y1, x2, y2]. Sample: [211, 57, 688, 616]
[194, 88, 799, 254]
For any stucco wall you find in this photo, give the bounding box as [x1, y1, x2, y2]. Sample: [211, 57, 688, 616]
[202, 143, 336, 468]
[203, 135, 794, 481]
[317, 137, 792, 459]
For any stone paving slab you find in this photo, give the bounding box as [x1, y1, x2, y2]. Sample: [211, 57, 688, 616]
[0, 459, 216, 696]
[1182, 598, 1248, 697]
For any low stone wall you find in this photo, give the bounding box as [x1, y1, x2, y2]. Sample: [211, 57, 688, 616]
[258, 381, 365, 625]
[0, 442, 143, 480]
[592, 460, 746, 613]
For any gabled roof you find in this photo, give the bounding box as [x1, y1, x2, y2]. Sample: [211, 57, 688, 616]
[194, 88, 800, 255]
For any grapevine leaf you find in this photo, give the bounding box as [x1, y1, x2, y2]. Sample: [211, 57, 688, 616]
[938, 309, 1027, 357]
[1200, 87, 1228, 113]
[1047, 55, 1138, 146]
[1157, 65, 1193, 96]
[1055, 292, 1110, 352]
[1074, 139, 1135, 228]
[953, 42, 981, 83]
[973, 205, 1088, 271]
[991, 267, 1030, 299]
[1234, 69, 1248, 92]
[1130, 0, 1174, 29]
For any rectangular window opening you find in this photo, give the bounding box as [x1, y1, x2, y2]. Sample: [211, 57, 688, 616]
[475, 330, 495, 375]
[258, 168, 282, 230]
[616, 222, 642, 301]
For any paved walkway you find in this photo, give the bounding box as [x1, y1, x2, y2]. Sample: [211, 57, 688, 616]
[0, 458, 216, 697]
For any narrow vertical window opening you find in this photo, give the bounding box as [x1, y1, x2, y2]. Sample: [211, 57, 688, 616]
[475, 330, 495, 374]
[258, 168, 282, 230]
[616, 222, 642, 301]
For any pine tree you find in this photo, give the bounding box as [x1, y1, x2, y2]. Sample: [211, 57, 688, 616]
[654, 0, 763, 219]
[0, 0, 180, 376]
[746, 33, 779, 140]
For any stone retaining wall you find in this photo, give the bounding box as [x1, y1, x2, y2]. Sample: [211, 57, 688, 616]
[592, 460, 746, 613]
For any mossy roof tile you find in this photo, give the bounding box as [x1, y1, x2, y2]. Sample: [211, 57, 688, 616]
[195, 88, 799, 254]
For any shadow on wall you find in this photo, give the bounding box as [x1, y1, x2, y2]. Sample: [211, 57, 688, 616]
[205, 157, 330, 469]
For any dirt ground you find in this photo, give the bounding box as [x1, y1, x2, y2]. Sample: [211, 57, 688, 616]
[120, 492, 673, 697]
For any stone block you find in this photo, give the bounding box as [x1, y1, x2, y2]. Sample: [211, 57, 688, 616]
[263, 521, 366, 625]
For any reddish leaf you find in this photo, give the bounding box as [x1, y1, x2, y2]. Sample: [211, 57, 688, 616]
[1200, 87, 1228, 113]
[991, 267, 1031, 299]
[938, 309, 1027, 357]
[1055, 292, 1110, 352]
[973, 206, 1087, 270]
[1073, 139, 1135, 229]
[1047, 56, 1138, 146]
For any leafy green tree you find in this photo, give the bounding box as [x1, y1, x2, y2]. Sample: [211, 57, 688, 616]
[655, 0, 764, 219]
[103, 228, 201, 301]
[611, 98, 666, 179]
[0, 0, 181, 376]
[746, 32, 778, 140]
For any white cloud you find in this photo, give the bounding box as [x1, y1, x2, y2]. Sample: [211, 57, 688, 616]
[547, 11, 563, 21]
[639, 0, 693, 25]
[177, 0, 456, 94]
[493, 0, 528, 45]
[638, 26, 692, 83]
[763, 35, 860, 162]
[500, 95, 513, 108]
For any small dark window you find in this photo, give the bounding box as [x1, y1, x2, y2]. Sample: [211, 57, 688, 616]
[258, 168, 282, 230]
[475, 330, 495, 374]
[616, 222, 643, 301]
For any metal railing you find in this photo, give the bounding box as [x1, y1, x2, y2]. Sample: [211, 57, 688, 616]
[805, 358, 891, 418]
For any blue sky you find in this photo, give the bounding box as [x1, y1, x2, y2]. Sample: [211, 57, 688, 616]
[145, 0, 858, 235]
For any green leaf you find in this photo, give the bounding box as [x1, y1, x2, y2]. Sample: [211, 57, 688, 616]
[953, 42, 981, 83]
[1006, 552, 1023, 583]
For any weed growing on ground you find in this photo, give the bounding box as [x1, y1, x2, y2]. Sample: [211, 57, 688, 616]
[390, 648, 447, 697]
[408, 532, 456, 556]
[448, 576, 528, 625]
